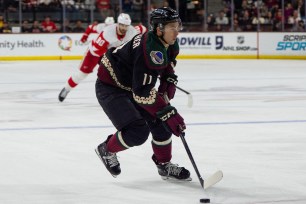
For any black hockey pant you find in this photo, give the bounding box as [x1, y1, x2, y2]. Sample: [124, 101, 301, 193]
[95, 79, 172, 147]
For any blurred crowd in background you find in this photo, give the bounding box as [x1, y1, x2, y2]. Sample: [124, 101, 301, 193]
[0, 0, 305, 33]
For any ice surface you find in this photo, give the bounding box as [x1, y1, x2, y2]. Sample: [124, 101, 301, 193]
[0, 59, 306, 204]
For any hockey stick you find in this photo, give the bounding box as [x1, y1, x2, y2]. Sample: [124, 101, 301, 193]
[176, 85, 193, 108]
[158, 76, 193, 108]
[180, 132, 223, 190]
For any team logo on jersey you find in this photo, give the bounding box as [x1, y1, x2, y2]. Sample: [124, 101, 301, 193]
[150, 51, 164, 64]
[58, 35, 72, 51]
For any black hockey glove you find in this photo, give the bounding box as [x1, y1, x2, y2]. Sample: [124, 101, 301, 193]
[156, 105, 186, 136]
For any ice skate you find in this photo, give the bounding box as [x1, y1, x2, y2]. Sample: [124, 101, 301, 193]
[58, 87, 70, 102]
[95, 138, 121, 177]
[152, 155, 191, 181]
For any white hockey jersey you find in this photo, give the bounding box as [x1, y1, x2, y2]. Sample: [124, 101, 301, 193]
[89, 23, 138, 57]
[94, 23, 108, 34]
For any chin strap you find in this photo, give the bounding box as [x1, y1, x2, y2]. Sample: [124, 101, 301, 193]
[160, 33, 168, 44]
[158, 31, 169, 47]
[154, 26, 169, 46]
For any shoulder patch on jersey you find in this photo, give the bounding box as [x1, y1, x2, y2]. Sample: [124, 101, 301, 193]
[144, 32, 168, 69]
[150, 51, 164, 64]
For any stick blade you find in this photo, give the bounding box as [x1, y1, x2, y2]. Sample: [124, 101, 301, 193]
[203, 170, 223, 190]
[187, 94, 193, 108]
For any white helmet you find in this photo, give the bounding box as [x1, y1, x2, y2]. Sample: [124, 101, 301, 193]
[117, 13, 131, 26]
[104, 17, 115, 26]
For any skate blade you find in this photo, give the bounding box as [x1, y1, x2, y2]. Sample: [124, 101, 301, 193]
[95, 148, 117, 178]
[161, 175, 192, 182]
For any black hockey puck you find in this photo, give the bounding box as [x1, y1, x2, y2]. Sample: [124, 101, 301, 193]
[200, 198, 210, 203]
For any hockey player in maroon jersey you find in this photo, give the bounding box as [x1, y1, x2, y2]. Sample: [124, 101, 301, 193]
[58, 13, 137, 102]
[95, 7, 191, 181]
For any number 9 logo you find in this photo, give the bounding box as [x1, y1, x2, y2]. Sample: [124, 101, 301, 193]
[215, 36, 223, 50]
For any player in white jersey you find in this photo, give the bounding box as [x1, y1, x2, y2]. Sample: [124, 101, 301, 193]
[80, 17, 115, 43]
[58, 13, 137, 102]
[80, 20, 147, 44]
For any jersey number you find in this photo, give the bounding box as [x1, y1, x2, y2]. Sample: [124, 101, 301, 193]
[143, 73, 152, 85]
[96, 37, 105, 46]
